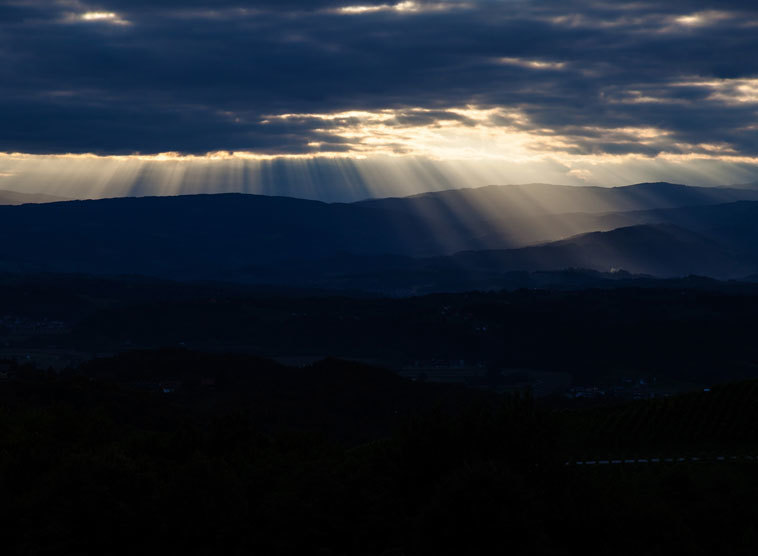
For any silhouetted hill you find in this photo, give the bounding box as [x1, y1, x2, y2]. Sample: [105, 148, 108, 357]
[8, 350, 758, 555]
[441, 224, 755, 279]
[355, 182, 758, 247]
[727, 180, 758, 189]
[0, 193, 456, 276]
[3, 185, 758, 285]
[358, 182, 758, 214]
[228, 223, 757, 290]
[579, 201, 758, 257]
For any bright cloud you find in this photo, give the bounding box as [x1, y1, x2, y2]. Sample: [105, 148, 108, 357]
[498, 58, 567, 70]
[682, 78, 758, 104]
[2, 0, 758, 198]
[63, 11, 130, 25]
[336, 2, 467, 15]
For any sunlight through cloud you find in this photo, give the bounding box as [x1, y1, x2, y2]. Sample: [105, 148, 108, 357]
[266, 107, 549, 160]
[336, 2, 466, 15]
[673, 11, 731, 27]
[676, 78, 758, 104]
[499, 57, 566, 70]
[64, 11, 130, 25]
[3, 151, 758, 205]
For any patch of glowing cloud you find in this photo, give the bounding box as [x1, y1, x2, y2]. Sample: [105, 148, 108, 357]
[675, 14, 703, 26]
[696, 143, 739, 154]
[676, 78, 758, 104]
[267, 107, 556, 161]
[65, 11, 130, 25]
[549, 10, 732, 33]
[673, 11, 731, 27]
[548, 13, 662, 30]
[499, 57, 566, 70]
[81, 12, 116, 21]
[567, 168, 593, 181]
[336, 2, 466, 15]
[603, 127, 669, 140]
[608, 90, 683, 105]
[264, 108, 689, 161]
[338, 5, 386, 14]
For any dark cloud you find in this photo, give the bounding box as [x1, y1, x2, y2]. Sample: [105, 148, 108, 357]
[1, 0, 757, 156]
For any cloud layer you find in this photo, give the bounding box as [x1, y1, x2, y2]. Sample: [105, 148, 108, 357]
[1, 1, 758, 165]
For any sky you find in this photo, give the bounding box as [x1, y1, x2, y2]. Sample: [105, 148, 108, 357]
[2, 0, 758, 201]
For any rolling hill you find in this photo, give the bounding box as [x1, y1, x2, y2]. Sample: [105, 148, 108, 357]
[442, 224, 754, 279]
[3, 183, 758, 288]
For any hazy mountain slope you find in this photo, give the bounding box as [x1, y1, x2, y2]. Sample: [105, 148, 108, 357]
[356, 182, 758, 214]
[465, 198, 758, 250]
[442, 224, 755, 278]
[227, 224, 757, 291]
[567, 201, 758, 258]
[0, 189, 68, 205]
[727, 181, 758, 190]
[2, 186, 758, 285]
[352, 182, 758, 248]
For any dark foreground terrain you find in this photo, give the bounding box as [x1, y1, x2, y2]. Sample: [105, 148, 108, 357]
[1, 272, 758, 554]
[3, 272, 758, 392]
[1, 351, 758, 555]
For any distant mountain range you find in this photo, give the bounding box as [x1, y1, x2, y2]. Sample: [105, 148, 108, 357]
[0, 189, 68, 205]
[355, 182, 758, 249]
[357, 181, 758, 214]
[3, 182, 758, 291]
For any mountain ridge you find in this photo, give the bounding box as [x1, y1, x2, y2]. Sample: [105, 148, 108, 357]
[0, 189, 69, 205]
[3, 183, 758, 288]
